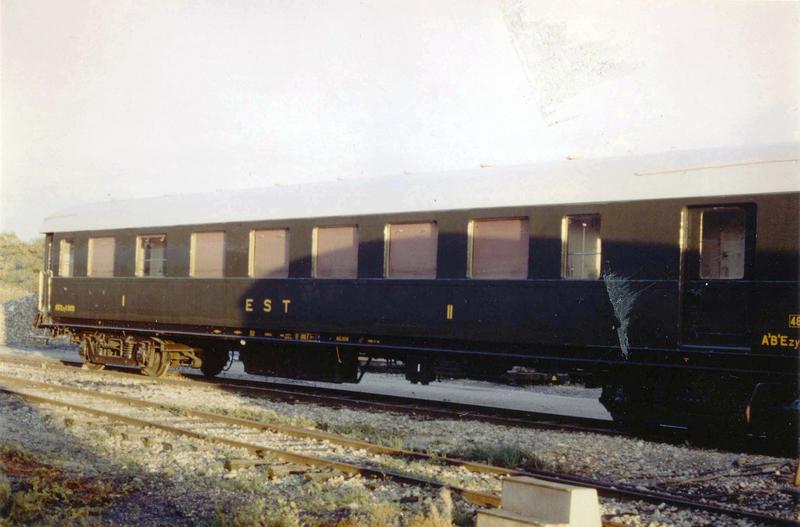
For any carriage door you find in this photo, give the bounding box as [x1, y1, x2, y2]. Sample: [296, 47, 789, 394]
[680, 205, 755, 348]
[40, 233, 54, 315]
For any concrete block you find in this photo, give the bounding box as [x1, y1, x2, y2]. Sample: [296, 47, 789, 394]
[501, 477, 601, 527]
[476, 508, 566, 527]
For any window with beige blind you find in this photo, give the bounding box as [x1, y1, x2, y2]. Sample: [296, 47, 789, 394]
[250, 229, 290, 278]
[190, 232, 225, 277]
[87, 237, 115, 277]
[562, 214, 601, 279]
[58, 239, 75, 277]
[385, 222, 438, 278]
[469, 218, 529, 279]
[136, 235, 166, 277]
[313, 226, 358, 278]
[700, 207, 745, 279]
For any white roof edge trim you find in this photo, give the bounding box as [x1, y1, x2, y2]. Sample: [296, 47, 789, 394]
[41, 143, 800, 234]
[633, 158, 798, 176]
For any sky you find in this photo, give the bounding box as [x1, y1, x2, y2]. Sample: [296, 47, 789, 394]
[2, 0, 798, 240]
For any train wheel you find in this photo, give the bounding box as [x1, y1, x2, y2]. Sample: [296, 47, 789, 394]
[81, 361, 105, 371]
[600, 383, 659, 435]
[78, 339, 105, 371]
[200, 350, 229, 378]
[404, 358, 434, 385]
[141, 350, 169, 377]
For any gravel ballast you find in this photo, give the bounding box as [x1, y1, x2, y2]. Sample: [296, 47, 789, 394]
[0, 295, 48, 347]
[1, 358, 797, 526]
[0, 387, 468, 526]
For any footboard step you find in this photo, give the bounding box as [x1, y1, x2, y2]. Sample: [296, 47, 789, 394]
[476, 476, 601, 527]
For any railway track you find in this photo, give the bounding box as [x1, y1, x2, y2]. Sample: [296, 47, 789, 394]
[0, 353, 620, 436]
[0, 353, 782, 456]
[0, 374, 501, 508]
[0, 359, 797, 526]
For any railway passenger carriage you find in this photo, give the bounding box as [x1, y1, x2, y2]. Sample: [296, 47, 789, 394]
[36, 144, 800, 439]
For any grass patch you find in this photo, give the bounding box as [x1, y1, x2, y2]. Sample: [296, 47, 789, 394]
[210, 407, 408, 449]
[0, 444, 135, 525]
[405, 488, 453, 527]
[315, 421, 407, 450]
[451, 503, 474, 527]
[454, 443, 554, 471]
[210, 406, 315, 429]
[214, 498, 299, 527]
[213, 482, 401, 527]
[214, 479, 463, 527]
[165, 406, 189, 417]
[0, 472, 10, 516]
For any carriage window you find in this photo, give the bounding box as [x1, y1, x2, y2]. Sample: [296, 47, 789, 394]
[250, 229, 289, 278]
[87, 237, 115, 277]
[58, 239, 74, 277]
[469, 218, 529, 279]
[562, 214, 601, 279]
[385, 222, 438, 278]
[313, 226, 358, 278]
[700, 208, 745, 279]
[136, 235, 166, 277]
[191, 231, 225, 277]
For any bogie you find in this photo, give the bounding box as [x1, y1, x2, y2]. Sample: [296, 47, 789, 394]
[74, 332, 202, 378]
[141, 350, 169, 377]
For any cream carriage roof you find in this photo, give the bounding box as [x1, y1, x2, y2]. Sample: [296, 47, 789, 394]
[41, 142, 800, 233]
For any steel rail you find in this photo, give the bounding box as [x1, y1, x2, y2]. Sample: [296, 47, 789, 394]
[0, 370, 796, 526]
[0, 354, 619, 436]
[0, 353, 787, 460]
[180, 371, 619, 434]
[0, 382, 501, 509]
[0, 373, 512, 477]
[518, 468, 800, 527]
[0, 353, 785, 457]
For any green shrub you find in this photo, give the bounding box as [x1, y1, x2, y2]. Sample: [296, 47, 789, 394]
[0, 233, 43, 301]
